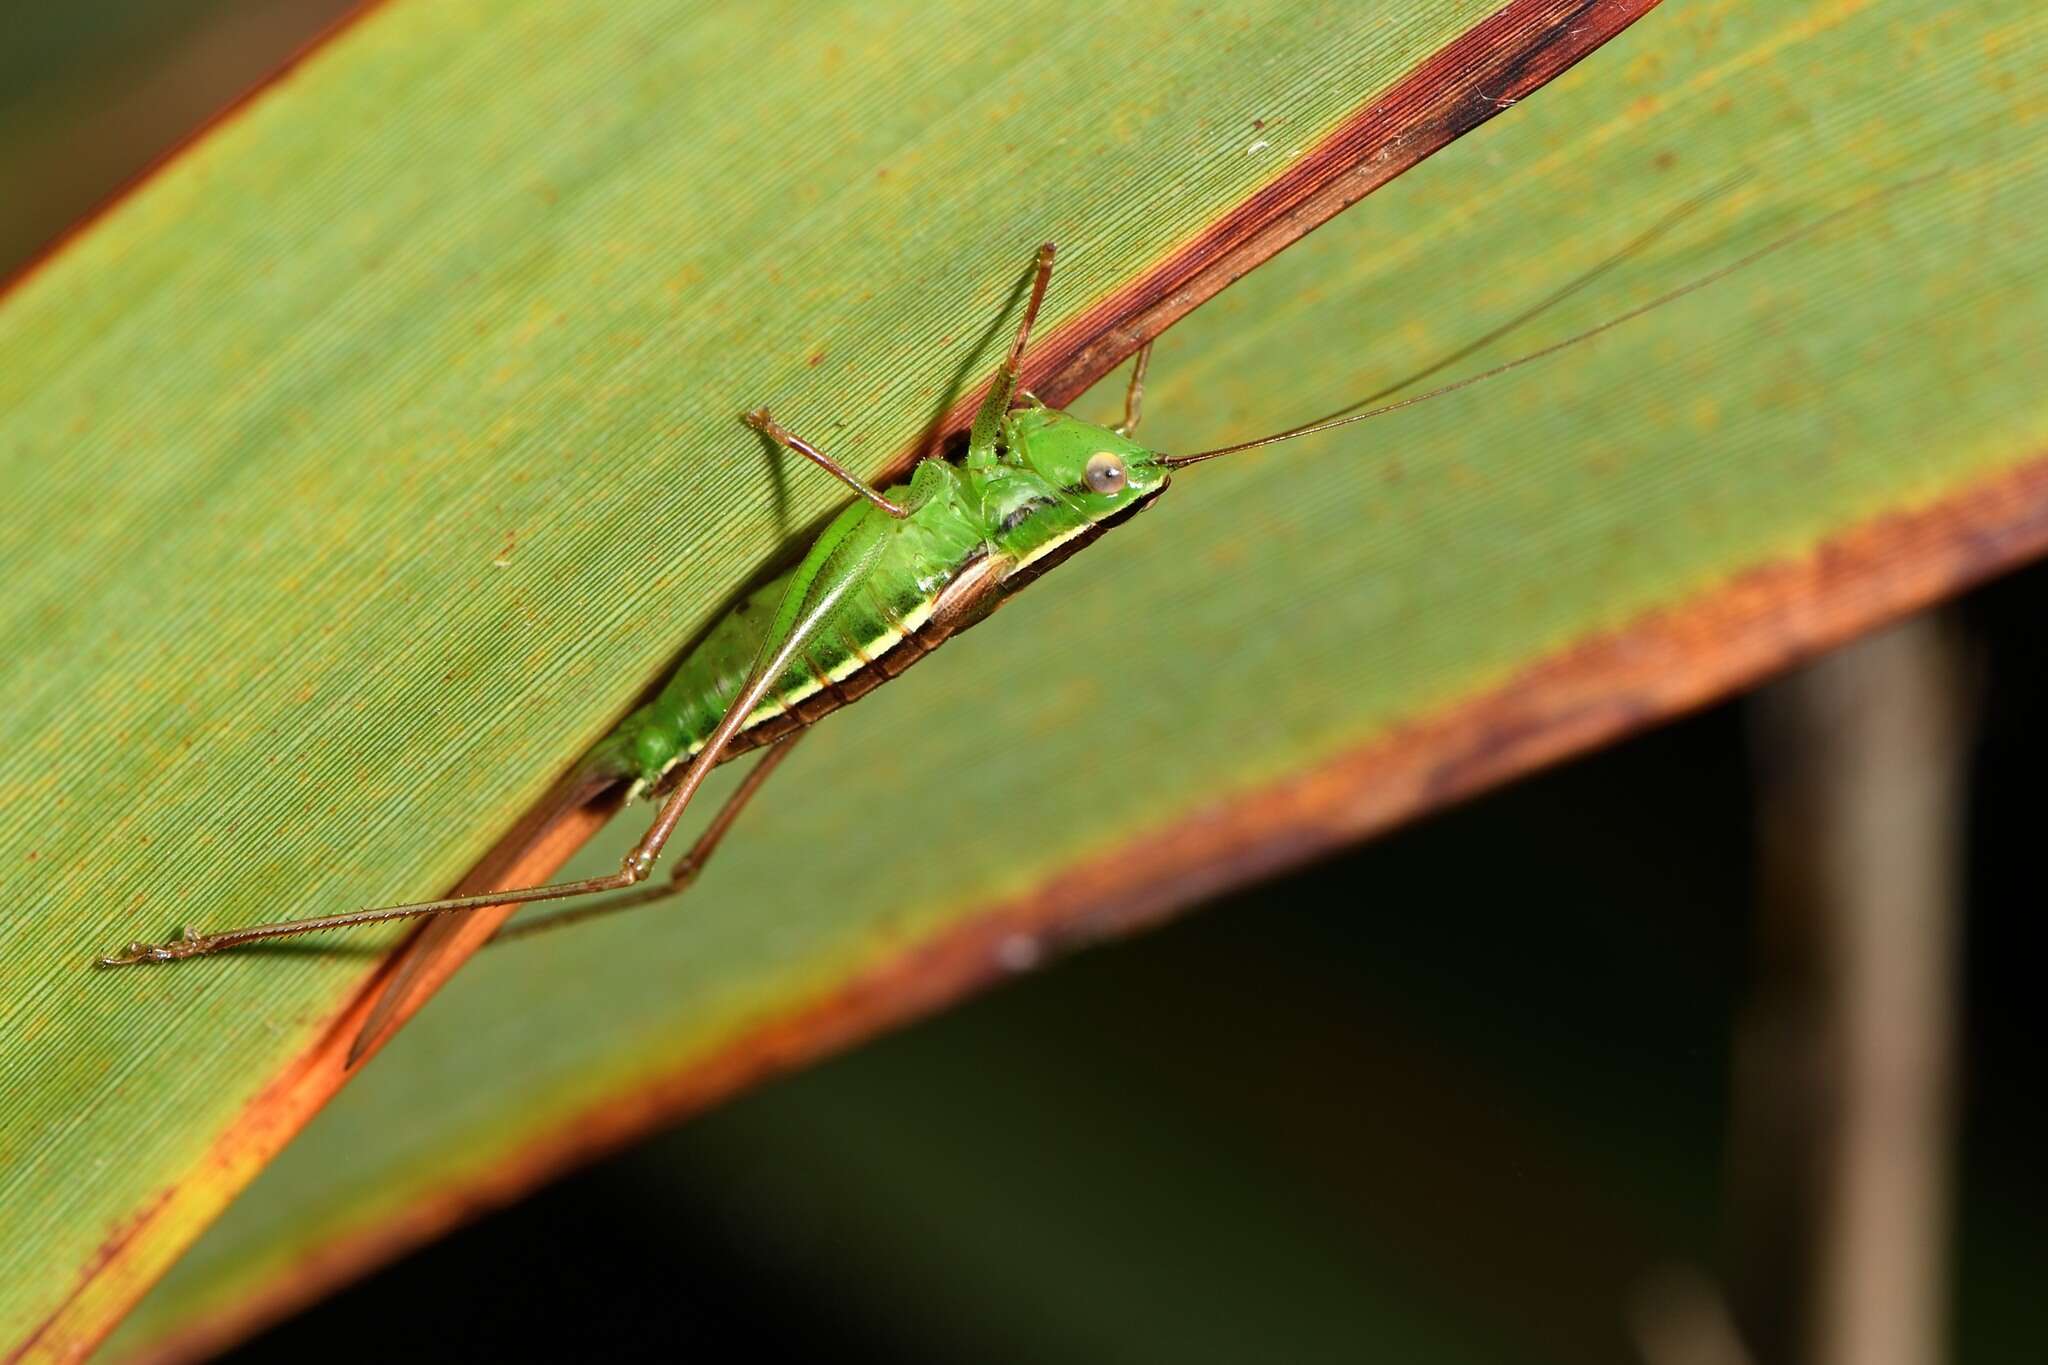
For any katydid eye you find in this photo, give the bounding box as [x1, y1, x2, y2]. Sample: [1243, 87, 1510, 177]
[1084, 451, 1128, 494]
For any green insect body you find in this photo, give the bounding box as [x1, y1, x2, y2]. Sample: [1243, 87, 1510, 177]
[96, 196, 1876, 1063]
[593, 405, 1167, 800]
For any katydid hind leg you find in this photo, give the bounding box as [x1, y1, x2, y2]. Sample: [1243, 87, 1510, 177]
[98, 851, 650, 966]
[347, 737, 805, 1066]
[103, 512, 880, 971]
[343, 507, 887, 1058]
[490, 733, 804, 945]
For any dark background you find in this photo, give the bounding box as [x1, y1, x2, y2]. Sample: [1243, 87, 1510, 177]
[13, 6, 2041, 1362]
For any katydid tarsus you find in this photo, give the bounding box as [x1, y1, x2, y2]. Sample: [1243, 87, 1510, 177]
[97, 184, 1906, 1061]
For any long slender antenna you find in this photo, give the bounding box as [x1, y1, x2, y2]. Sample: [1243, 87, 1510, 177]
[1287, 170, 1750, 430]
[1162, 176, 1934, 469]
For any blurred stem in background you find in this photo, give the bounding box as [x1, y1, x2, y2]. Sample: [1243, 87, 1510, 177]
[1741, 616, 1969, 1365]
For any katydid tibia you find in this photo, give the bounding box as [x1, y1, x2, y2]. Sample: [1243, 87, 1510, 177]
[98, 185, 1908, 1061]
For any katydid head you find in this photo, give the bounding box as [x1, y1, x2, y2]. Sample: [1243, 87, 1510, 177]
[999, 402, 1171, 519]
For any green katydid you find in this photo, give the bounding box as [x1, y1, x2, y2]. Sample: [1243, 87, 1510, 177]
[97, 188, 1896, 1060]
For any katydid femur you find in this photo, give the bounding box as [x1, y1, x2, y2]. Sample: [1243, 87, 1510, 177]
[99, 187, 1900, 1060]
